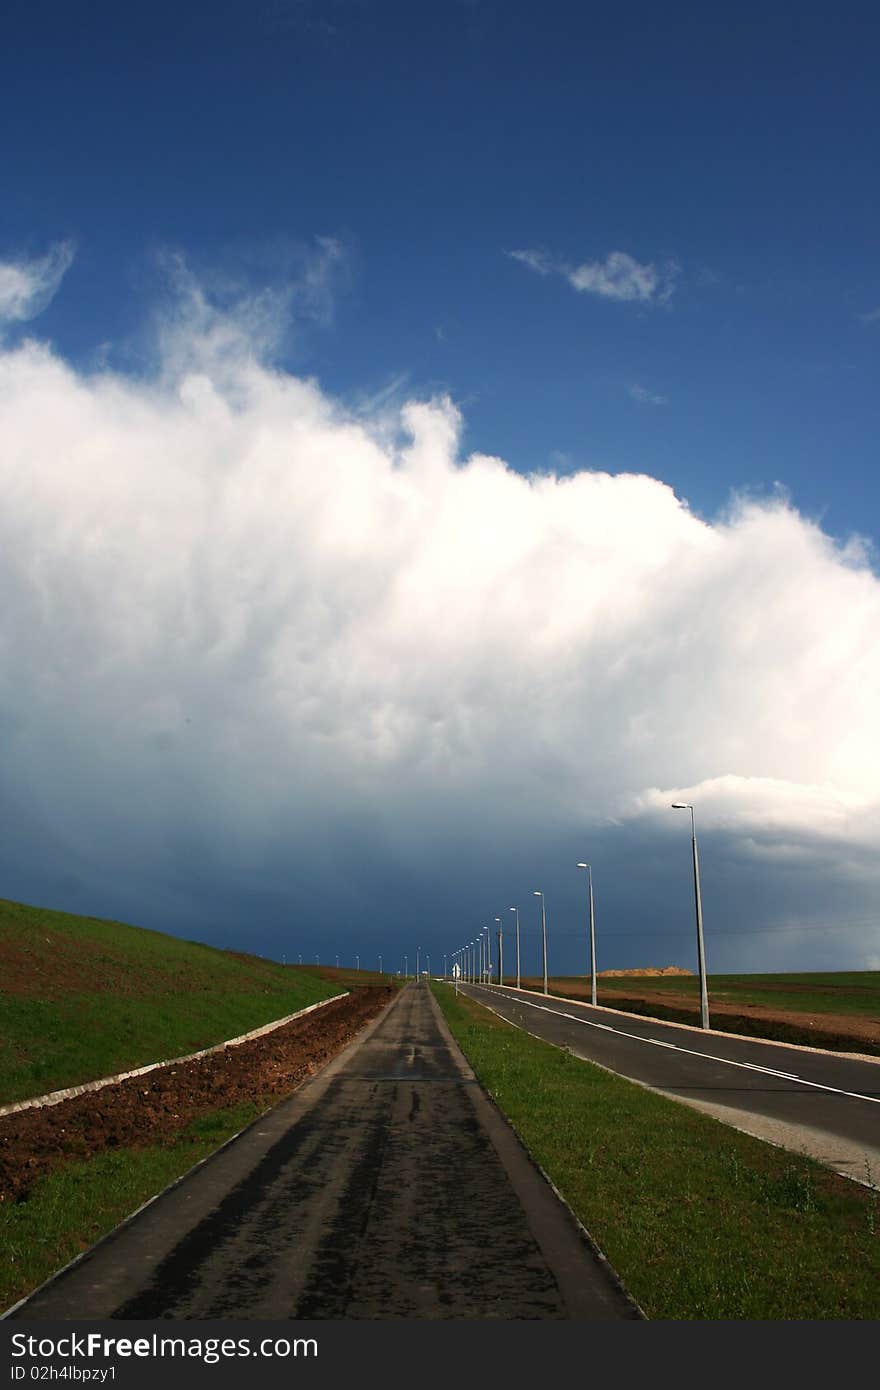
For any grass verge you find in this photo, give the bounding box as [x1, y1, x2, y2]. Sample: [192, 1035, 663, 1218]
[434, 983, 880, 1319]
[0, 1100, 266, 1313]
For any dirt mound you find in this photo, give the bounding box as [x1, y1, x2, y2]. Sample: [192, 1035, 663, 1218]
[598, 966, 693, 977]
[0, 987, 394, 1203]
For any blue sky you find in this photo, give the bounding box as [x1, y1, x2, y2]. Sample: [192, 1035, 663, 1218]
[1, 2, 879, 977]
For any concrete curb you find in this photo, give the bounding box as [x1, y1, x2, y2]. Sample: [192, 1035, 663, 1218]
[0, 992, 349, 1118]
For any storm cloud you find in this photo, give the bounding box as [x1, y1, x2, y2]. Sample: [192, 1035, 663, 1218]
[2, 266, 878, 971]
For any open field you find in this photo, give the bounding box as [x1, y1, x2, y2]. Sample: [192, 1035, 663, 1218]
[433, 983, 880, 1319]
[512, 969, 880, 1055]
[0, 898, 344, 1104]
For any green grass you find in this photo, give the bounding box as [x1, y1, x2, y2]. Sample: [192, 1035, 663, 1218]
[586, 970, 880, 1019]
[0, 1101, 267, 1313]
[0, 898, 344, 1104]
[434, 983, 880, 1319]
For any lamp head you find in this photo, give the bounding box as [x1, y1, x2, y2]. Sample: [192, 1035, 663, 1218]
[671, 802, 690, 809]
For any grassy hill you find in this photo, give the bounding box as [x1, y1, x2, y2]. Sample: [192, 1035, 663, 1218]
[0, 898, 344, 1105]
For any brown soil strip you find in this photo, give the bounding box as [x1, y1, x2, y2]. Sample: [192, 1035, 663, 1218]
[0, 987, 395, 1203]
[531, 979, 880, 1056]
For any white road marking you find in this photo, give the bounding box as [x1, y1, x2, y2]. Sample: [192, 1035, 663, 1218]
[469, 986, 880, 1107]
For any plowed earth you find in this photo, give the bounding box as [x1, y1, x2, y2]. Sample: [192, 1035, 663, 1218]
[0, 988, 394, 1203]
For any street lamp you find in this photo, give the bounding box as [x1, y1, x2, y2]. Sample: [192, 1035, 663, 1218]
[494, 917, 502, 986]
[404, 954, 408, 977]
[509, 907, 520, 989]
[483, 924, 491, 983]
[416, 946, 420, 978]
[533, 891, 548, 995]
[576, 862, 598, 1006]
[672, 803, 710, 1029]
[426, 952, 431, 978]
[378, 954, 383, 974]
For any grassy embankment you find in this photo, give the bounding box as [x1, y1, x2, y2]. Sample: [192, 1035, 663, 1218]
[518, 970, 880, 1053]
[0, 898, 355, 1310]
[0, 898, 345, 1105]
[434, 983, 880, 1320]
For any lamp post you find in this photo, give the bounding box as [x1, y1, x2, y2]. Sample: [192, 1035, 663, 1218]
[404, 954, 408, 977]
[533, 890, 548, 995]
[355, 954, 359, 971]
[426, 953, 431, 978]
[484, 924, 491, 983]
[416, 946, 420, 978]
[672, 802, 710, 1030]
[509, 907, 520, 989]
[495, 917, 503, 987]
[576, 862, 598, 1006]
[378, 954, 383, 975]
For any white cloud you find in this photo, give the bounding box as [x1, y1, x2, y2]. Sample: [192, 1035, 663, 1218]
[507, 248, 554, 277]
[509, 246, 679, 304]
[628, 383, 668, 406]
[858, 306, 880, 324]
[0, 242, 75, 326]
[1, 268, 879, 961]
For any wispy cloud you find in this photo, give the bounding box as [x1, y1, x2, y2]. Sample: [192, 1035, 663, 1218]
[857, 306, 880, 324]
[0, 241, 75, 326]
[628, 383, 668, 406]
[508, 246, 679, 305]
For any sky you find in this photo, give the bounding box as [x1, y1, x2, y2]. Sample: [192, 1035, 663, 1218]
[1, 1, 879, 978]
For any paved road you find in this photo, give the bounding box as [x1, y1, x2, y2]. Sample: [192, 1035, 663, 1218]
[9, 984, 640, 1321]
[462, 983, 880, 1184]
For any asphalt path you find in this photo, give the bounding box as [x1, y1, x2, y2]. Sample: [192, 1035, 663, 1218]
[9, 983, 640, 1321]
[461, 983, 880, 1184]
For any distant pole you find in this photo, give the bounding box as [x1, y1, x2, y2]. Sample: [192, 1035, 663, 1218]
[497, 928, 503, 987]
[509, 907, 520, 989]
[672, 803, 710, 1029]
[298, 954, 302, 965]
[315, 953, 319, 966]
[416, 945, 420, 979]
[443, 953, 447, 979]
[378, 953, 383, 975]
[533, 890, 548, 995]
[426, 952, 430, 977]
[404, 954, 408, 977]
[356, 954, 359, 971]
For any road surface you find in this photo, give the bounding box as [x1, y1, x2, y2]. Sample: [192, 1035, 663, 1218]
[462, 982, 880, 1184]
[8, 983, 640, 1321]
